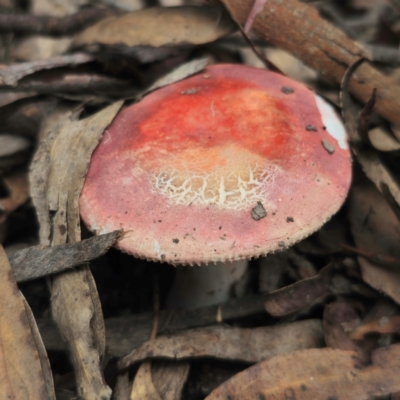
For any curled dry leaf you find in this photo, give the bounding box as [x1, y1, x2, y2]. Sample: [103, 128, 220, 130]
[0, 245, 55, 400]
[118, 320, 324, 370]
[9, 230, 122, 282]
[72, 6, 236, 62]
[349, 182, 400, 304]
[205, 344, 400, 399]
[0, 53, 93, 86]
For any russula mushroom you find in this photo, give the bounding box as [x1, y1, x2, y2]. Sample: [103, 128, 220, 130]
[80, 64, 351, 309]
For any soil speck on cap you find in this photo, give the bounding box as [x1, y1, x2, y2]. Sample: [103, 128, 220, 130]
[286, 216, 294, 222]
[281, 86, 294, 94]
[251, 201, 267, 220]
[322, 139, 335, 154]
[306, 124, 317, 132]
[181, 88, 197, 95]
[278, 241, 285, 247]
[172, 238, 179, 243]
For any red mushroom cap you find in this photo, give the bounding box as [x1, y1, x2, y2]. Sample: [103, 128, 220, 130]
[80, 64, 351, 265]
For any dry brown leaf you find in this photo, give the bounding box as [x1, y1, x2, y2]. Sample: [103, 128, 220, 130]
[139, 58, 208, 98]
[349, 315, 400, 340]
[0, 170, 29, 223]
[341, 59, 400, 210]
[72, 6, 235, 62]
[152, 361, 190, 400]
[37, 294, 266, 356]
[0, 245, 55, 399]
[323, 300, 369, 364]
[368, 127, 400, 151]
[0, 134, 30, 158]
[263, 264, 334, 316]
[9, 230, 122, 282]
[349, 182, 400, 304]
[118, 320, 324, 369]
[30, 101, 122, 399]
[0, 53, 93, 86]
[130, 362, 161, 400]
[205, 344, 400, 399]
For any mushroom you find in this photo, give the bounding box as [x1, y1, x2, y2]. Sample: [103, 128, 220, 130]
[79, 64, 351, 309]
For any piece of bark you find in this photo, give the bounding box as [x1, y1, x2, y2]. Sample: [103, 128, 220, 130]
[0, 53, 93, 86]
[205, 344, 400, 399]
[30, 102, 123, 400]
[0, 8, 117, 36]
[118, 320, 325, 369]
[221, 0, 400, 127]
[0, 245, 55, 399]
[9, 230, 122, 282]
[36, 294, 267, 356]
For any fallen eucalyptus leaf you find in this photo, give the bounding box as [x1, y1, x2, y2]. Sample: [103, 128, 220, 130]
[152, 361, 190, 400]
[9, 230, 122, 282]
[118, 320, 324, 369]
[0, 245, 55, 399]
[139, 58, 208, 98]
[130, 362, 161, 400]
[205, 344, 400, 399]
[0, 53, 93, 86]
[264, 264, 351, 317]
[349, 182, 400, 304]
[72, 6, 235, 62]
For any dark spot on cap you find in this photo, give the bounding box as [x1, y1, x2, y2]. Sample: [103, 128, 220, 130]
[252, 201, 267, 221]
[278, 241, 285, 247]
[257, 394, 266, 400]
[300, 385, 307, 391]
[322, 126, 326, 130]
[172, 238, 179, 243]
[286, 216, 294, 222]
[281, 86, 294, 94]
[59, 224, 66, 235]
[161, 254, 166, 260]
[219, 226, 222, 230]
[181, 88, 197, 95]
[306, 124, 317, 132]
[322, 139, 335, 154]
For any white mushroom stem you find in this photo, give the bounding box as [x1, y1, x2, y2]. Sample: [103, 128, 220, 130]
[166, 260, 248, 310]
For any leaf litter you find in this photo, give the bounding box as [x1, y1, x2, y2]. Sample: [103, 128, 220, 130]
[1, 0, 400, 399]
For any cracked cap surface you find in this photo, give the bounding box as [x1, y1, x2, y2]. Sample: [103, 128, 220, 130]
[80, 64, 352, 265]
